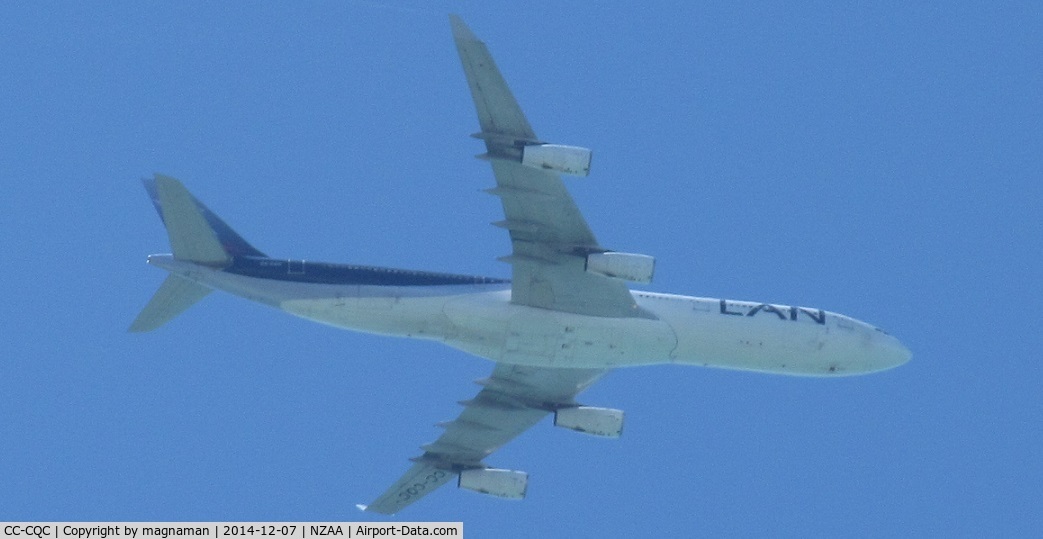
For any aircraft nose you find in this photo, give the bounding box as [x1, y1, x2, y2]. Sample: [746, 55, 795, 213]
[878, 334, 912, 371]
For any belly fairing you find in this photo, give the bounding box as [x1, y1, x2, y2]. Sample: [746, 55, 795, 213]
[441, 291, 678, 368]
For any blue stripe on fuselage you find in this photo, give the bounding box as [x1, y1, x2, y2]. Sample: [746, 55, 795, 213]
[224, 256, 509, 287]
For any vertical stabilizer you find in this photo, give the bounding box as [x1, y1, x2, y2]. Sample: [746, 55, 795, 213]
[144, 173, 266, 263]
[149, 175, 232, 265]
[132, 174, 264, 332]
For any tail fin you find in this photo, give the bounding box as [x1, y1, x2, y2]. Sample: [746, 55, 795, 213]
[144, 174, 266, 264]
[130, 174, 265, 332]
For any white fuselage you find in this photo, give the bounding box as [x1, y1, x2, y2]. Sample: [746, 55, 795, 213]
[151, 255, 910, 376]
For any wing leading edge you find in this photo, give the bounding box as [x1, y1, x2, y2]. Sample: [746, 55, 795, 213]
[363, 16, 628, 514]
[450, 15, 643, 319]
[363, 364, 606, 514]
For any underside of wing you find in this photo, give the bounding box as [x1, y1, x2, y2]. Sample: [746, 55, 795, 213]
[362, 364, 609, 514]
[451, 16, 645, 318]
[361, 462, 455, 515]
[363, 15, 640, 516]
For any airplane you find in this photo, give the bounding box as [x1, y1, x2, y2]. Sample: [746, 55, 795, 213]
[130, 15, 911, 514]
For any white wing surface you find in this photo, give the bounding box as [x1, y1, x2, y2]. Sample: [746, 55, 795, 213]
[450, 15, 642, 318]
[363, 16, 627, 514]
[364, 364, 606, 514]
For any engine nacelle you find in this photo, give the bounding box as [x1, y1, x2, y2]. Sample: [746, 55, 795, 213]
[585, 252, 655, 283]
[458, 468, 528, 500]
[554, 406, 625, 438]
[520, 144, 592, 176]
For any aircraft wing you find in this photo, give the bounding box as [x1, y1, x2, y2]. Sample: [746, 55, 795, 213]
[363, 17, 628, 515]
[450, 15, 642, 318]
[362, 364, 606, 514]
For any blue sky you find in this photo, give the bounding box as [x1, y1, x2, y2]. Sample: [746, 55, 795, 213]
[2, 2, 1040, 536]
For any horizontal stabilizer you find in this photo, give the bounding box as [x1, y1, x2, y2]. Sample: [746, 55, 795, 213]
[128, 275, 211, 332]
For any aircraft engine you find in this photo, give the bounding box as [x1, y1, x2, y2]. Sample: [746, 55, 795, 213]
[520, 144, 592, 176]
[585, 252, 655, 283]
[457, 468, 528, 499]
[554, 406, 625, 438]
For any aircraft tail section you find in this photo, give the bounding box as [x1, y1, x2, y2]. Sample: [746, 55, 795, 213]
[143, 173, 266, 264]
[128, 274, 212, 332]
[131, 174, 266, 332]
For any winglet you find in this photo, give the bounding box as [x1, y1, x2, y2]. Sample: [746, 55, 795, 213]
[448, 14, 479, 43]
